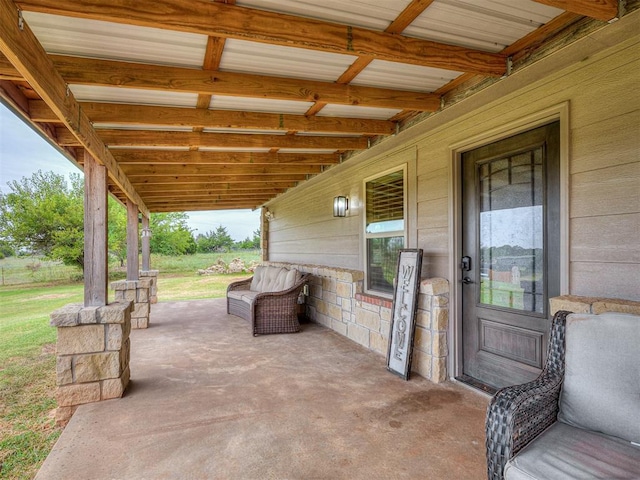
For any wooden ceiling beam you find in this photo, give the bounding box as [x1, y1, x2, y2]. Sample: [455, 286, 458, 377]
[150, 203, 262, 212]
[140, 190, 281, 199]
[120, 164, 323, 176]
[50, 55, 440, 112]
[130, 182, 296, 193]
[532, 0, 618, 21]
[0, 0, 149, 216]
[64, 129, 368, 150]
[0, 51, 21, 79]
[145, 196, 273, 206]
[57, 102, 394, 136]
[129, 174, 307, 184]
[112, 150, 339, 165]
[17, 0, 506, 75]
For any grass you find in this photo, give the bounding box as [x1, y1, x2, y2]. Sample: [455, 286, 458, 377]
[0, 251, 258, 479]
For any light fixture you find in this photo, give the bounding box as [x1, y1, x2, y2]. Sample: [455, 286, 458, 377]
[264, 209, 274, 221]
[141, 228, 152, 238]
[333, 196, 348, 217]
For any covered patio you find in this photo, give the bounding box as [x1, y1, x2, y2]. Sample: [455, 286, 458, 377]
[36, 299, 488, 479]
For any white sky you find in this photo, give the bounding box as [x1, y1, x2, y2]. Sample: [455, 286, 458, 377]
[0, 102, 260, 241]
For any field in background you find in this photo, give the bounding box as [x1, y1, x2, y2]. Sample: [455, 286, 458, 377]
[0, 252, 258, 479]
[0, 251, 260, 286]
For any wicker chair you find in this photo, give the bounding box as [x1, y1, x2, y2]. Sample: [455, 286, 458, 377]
[485, 310, 571, 480]
[227, 272, 309, 336]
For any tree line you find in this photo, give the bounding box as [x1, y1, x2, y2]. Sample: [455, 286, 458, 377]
[0, 171, 260, 269]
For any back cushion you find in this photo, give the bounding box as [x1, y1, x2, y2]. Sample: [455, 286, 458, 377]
[260, 266, 283, 292]
[558, 313, 640, 443]
[249, 266, 265, 291]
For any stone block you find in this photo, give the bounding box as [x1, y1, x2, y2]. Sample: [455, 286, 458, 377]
[315, 313, 331, 328]
[55, 406, 77, 426]
[326, 303, 342, 321]
[123, 289, 137, 302]
[347, 323, 369, 348]
[380, 307, 391, 322]
[56, 355, 73, 386]
[411, 350, 431, 379]
[549, 296, 592, 315]
[322, 277, 337, 293]
[341, 298, 352, 313]
[336, 281, 352, 298]
[432, 307, 448, 331]
[592, 299, 640, 315]
[361, 301, 381, 314]
[137, 278, 152, 289]
[432, 294, 449, 307]
[106, 324, 124, 350]
[420, 277, 449, 296]
[342, 310, 352, 323]
[133, 317, 149, 329]
[417, 294, 431, 312]
[416, 310, 431, 329]
[120, 338, 131, 368]
[78, 306, 100, 325]
[413, 326, 431, 354]
[431, 356, 447, 383]
[132, 302, 150, 318]
[331, 319, 348, 336]
[50, 303, 83, 327]
[114, 290, 125, 302]
[101, 366, 130, 400]
[74, 352, 121, 382]
[370, 331, 388, 355]
[323, 291, 337, 305]
[432, 331, 447, 357]
[137, 287, 149, 303]
[56, 382, 101, 407]
[380, 320, 390, 336]
[98, 302, 131, 324]
[356, 308, 381, 332]
[57, 324, 105, 355]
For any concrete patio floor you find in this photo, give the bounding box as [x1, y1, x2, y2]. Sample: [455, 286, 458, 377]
[37, 299, 490, 480]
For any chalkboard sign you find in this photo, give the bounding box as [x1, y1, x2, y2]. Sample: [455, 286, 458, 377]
[386, 249, 423, 380]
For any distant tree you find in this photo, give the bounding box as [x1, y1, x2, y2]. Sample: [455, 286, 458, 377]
[0, 171, 85, 269]
[196, 225, 234, 253]
[108, 198, 127, 266]
[150, 212, 196, 256]
[235, 228, 260, 250]
[0, 239, 15, 259]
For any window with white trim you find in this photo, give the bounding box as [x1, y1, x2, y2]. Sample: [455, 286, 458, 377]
[364, 167, 406, 295]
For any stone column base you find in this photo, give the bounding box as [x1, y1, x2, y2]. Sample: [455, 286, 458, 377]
[139, 270, 159, 304]
[111, 279, 151, 329]
[50, 301, 132, 425]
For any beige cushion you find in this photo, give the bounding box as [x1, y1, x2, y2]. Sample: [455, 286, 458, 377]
[248, 265, 300, 293]
[249, 266, 266, 291]
[558, 312, 640, 443]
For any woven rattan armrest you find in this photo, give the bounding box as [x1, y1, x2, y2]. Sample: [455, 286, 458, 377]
[485, 310, 571, 480]
[227, 277, 253, 293]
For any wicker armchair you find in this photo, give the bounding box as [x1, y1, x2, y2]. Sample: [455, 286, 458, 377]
[485, 310, 571, 480]
[227, 271, 309, 336]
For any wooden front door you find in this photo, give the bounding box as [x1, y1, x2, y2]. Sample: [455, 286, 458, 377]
[460, 122, 560, 390]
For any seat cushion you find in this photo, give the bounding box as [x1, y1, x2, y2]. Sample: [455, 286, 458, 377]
[504, 422, 640, 480]
[558, 312, 640, 443]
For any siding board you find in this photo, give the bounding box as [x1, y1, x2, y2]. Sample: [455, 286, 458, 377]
[571, 214, 640, 263]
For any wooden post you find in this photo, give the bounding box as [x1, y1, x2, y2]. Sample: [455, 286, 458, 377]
[260, 207, 269, 262]
[126, 199, 139, 281]
[84, 152, 108, 307]
[141, 214, 151, 271]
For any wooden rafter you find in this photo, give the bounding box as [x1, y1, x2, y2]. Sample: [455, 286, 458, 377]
[56, 129, 368, 150]
[16, 0, 506, 75]
[120, 164, 324, 176]
[129, 174, 307, 184]
[112, 151, 339, 166]
[130, 182, 297, 193]
[49, 55, 441, 112]
[28, 101, 395, 136]
[532, 0, 618, 21]
[0, 0, 149, 216]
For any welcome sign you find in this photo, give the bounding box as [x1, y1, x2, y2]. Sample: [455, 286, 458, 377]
[386, 249, 423, 380]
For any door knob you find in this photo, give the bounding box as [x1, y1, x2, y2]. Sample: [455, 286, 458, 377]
[462, 276, 474, 284]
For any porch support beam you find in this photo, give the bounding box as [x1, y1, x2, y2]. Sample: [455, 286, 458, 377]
[83, 151, 108, 307]
[532, 0, 619, 21]
[141, 214, 150, 272]
[111, 150, 340, 166]
[0, 0, 149, 217]
[126, 199, 139, 281]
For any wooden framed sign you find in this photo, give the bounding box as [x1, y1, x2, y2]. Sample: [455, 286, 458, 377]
[386, 249, 423, 380]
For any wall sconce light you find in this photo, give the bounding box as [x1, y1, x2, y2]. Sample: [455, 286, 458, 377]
[333, 196, 349, 217]
[141, 228, 152, 238]
[264, 209, 275, 221]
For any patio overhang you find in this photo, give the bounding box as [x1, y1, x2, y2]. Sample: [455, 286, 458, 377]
[0, 0, 628, 214]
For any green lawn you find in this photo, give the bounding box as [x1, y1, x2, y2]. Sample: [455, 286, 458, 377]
[0, 253, 257, 479]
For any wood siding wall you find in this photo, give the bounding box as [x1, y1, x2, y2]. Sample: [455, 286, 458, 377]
[268, 14, 640, 302]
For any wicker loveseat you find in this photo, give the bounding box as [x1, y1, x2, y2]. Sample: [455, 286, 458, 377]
[486, 310, 640, 480]
[226, 265, 309, 336]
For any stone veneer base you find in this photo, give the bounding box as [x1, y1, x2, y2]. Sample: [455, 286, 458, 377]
[111, 278, 152, 329]
[50, 301, 132, 425]
[265, 262, 449, 383]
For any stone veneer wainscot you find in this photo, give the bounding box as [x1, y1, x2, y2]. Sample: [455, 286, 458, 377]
[265, 262, 450, 383]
